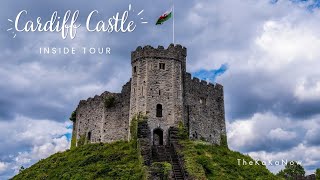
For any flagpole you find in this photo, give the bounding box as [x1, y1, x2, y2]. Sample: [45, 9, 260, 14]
[173, 4, 175, 44]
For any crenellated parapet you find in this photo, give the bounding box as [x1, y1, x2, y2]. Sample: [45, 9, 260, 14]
[72, 44, 226, 147]
[184, 72, 226, 145]
[184, 72, 224, 93]
[131, 44, 187, 64]
[78, 91, 114, 108]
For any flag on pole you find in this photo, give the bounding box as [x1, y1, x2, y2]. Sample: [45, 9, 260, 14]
[156, 7, 173, 25]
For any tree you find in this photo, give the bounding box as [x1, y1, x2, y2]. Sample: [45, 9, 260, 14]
[276, 161, 305, 179]
[19, 166, 25, 173]
[276, 169, 286, 177]
[316, 168, 320, 180]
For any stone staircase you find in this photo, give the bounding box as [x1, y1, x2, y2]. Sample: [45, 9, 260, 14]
[151, 145, 185, 180]
[167, 145, 185, 180]
[150, 127, 186, 180]
[152, 145, 167, 162]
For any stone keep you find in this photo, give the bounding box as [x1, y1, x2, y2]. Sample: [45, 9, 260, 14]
[73, 44, 226, 146]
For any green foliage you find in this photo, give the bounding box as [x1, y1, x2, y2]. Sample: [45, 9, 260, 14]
[19, 166, 25, 173]
[316, 168, 320, 179]
[12, 141, 147, 180]
[277, 161, 305, 179]
[130, 113, 148, 145]
[69, 111, 76, 122]
[77, 135, 86, 147]
[177, 121, 188, 140]
[104, 96, 116, 108]
[220, 134, 228, 148]
[70, 133, 77, 150]
[150, 162, 172, 180]
[276, 169, 286, 178]
[178, 140, 280, 180]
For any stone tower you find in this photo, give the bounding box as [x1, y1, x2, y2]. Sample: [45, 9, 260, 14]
[129, 44, 187, 145]
[73, 44, 226, 147]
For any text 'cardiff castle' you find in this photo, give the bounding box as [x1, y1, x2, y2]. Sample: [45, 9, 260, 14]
[72, 44, 227, 148]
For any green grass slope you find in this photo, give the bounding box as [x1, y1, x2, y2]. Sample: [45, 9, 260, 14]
[12, 139, 280, 180]
[12, 141, 147, 180]
[178, 140, 281, 180]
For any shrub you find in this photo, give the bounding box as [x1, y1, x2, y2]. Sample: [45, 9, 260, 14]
[69, 111, 76, 122]
[316, 168, 320, 180]
[77, 135, 86, 147]
[104, 96, 116, 108]
[70, 134, 77, 149]
[150, 162, 172, 180]
[177, 121, 188, 139]
[220, 134, 228, 148]
[130, 113, 148, 148]
[277, 161, 305, 179]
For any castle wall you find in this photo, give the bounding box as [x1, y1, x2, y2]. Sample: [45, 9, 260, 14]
[102, 81, 131, 142]
[73, 44, 227, 147]
[75, 81, 131, 144]
[130, 44, 186, 145]
[184, 73, 226, 144]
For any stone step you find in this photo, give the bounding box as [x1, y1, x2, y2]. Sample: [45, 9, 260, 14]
[151, 141, 186, 179]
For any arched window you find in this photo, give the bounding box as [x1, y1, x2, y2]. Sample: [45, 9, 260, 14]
[156, 104, 163, 117]
[87, 131, 92, 142]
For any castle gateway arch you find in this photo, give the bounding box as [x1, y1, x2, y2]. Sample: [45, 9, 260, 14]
[153, 128, 163, 145]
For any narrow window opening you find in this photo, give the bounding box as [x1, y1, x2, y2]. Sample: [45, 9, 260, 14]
[142, 86, 144, 96]
[156, 104, 163, 117]
[133, 66, 137, 73]
[87, 131, 92, 142]
[200, 98, 206, 105]
[159, 63, 165, 70]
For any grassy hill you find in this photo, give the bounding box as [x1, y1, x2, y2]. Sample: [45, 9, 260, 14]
[12, 140, 280, 180]
[178, 140, 280, 180]
[12, 141, 147, 180]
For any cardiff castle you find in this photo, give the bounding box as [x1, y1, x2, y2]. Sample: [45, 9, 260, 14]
[72, 44, 226, 147]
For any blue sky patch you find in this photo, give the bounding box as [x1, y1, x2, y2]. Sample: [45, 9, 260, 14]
[192, 64, 228, 83]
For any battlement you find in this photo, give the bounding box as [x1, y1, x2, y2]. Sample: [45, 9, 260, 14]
[73, 44, 226, 147]
[185, 72, 223, 91]
[131, 44, 187, 63]
[78, 91, 115, 107]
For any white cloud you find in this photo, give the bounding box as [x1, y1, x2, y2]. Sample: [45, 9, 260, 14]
[185, 0, 320, 108]
[269, 128, 296, 141]
[227, 112, 298, 151]
[294, 78, 320, 102]
[255, 19, 320, 69]
[249, 144, 320, 174]
[0, 162, 8, 173]
[0, 116, 71, 176]
[228, 113, 320, 174]
[0, 0, 320, 177]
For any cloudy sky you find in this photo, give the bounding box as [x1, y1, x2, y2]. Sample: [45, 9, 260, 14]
[1, 0, 320, 178]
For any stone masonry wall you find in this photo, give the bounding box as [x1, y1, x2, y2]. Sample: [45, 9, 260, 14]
[74, 81, 131, 145]
[130, 44, 186, 145]
[73, 44, 227, 147]
[184, 73, 226, 144]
